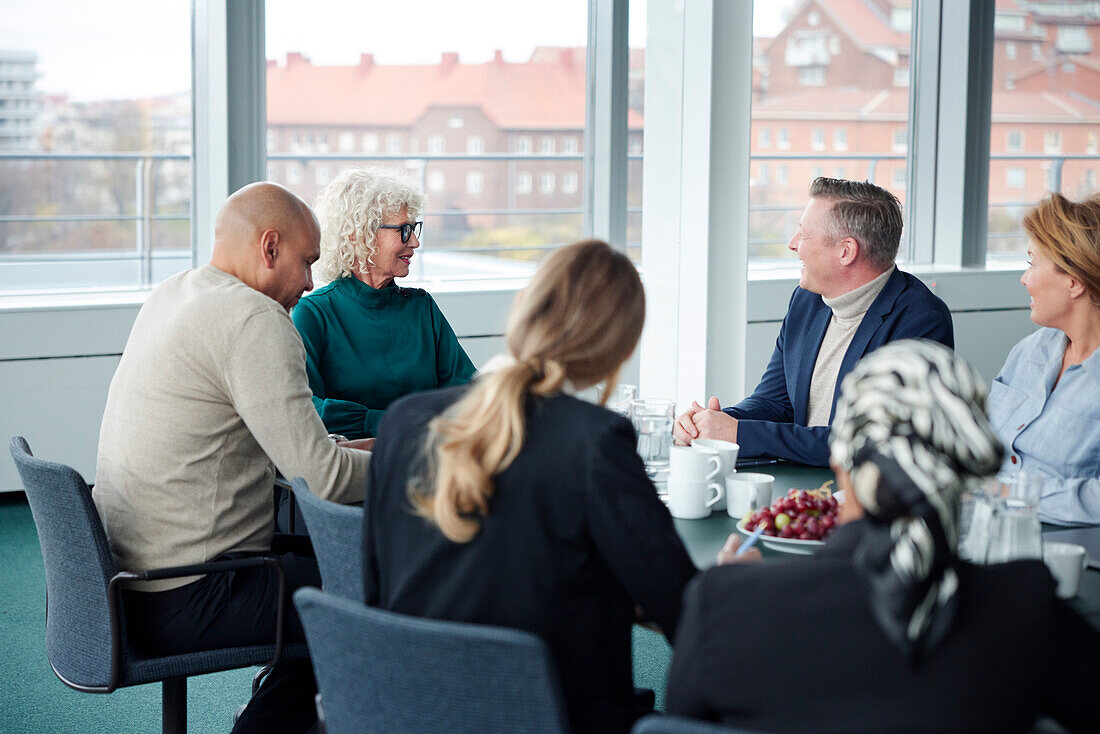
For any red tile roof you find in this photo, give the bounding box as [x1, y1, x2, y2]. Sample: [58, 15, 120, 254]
[267, 51, 643, 130]
[818, 0, 910, 50]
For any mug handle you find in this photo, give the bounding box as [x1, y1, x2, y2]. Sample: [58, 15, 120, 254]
[705, 455, 722, 482]
[705, 482, 724, 509]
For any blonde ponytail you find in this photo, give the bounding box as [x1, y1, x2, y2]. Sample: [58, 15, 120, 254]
[410, 240, 643, 542]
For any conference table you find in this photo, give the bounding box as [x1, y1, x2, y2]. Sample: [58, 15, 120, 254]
[670, 463, 1100, 629]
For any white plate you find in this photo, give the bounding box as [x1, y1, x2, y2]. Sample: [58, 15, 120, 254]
[737, 519, 826, 555]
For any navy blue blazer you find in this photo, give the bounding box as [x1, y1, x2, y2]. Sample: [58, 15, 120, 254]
[725, 268, 953, 466]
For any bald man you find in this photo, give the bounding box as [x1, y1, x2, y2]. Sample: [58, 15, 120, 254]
[93, 183, 369, 733]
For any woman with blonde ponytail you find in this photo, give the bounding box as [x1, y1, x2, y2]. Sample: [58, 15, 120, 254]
[363, 240, 696, 734]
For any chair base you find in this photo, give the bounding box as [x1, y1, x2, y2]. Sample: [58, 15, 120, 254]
[163, 678, 186, 734]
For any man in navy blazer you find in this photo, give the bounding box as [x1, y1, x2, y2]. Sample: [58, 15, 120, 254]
[675, 178, 953, 466]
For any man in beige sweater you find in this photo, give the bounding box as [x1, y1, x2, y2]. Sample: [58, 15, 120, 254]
[93, 182, 370, 734]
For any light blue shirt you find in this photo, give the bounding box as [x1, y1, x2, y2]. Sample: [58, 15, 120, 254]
[989, 327, 1100, 526]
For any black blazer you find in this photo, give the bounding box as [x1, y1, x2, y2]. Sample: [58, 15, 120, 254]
[364, 386, 698, 734]
[666, 521, 1100, 733]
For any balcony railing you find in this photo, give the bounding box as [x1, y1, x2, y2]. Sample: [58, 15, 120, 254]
[0, 150, 1096, 294]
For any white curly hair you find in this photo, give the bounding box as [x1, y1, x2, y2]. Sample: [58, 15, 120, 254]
[313, 167, 425, 282]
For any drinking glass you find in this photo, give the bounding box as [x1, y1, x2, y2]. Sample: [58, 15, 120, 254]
[983, 473, 1043, 563]
[631, 398, 676, 489]
[596, 383, 637, 417]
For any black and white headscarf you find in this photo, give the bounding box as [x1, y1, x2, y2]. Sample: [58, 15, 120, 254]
[829, 340, 1003, 662]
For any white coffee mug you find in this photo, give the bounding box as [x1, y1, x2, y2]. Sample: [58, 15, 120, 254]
[670, 445, 722, 484]
[692, 439, 739, 511]
[667, 478, 724, 520]
[1043, 542, 1088, 599]
[726, 473, 776, 519]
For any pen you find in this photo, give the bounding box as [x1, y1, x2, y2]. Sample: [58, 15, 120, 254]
[736, 522, 767, 556]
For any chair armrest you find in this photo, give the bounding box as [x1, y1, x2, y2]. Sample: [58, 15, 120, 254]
[106, 555, 289, 688]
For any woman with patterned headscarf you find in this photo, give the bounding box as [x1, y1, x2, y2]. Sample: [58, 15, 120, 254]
[666, 340, 1100, 733]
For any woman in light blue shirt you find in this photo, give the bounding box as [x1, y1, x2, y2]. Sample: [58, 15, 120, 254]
[989, 193, 1100, 525]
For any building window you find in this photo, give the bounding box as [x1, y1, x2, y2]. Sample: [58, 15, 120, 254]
[629, 136, 642, 154]
[386, 134, 402, 153]
[466, 135, 483, 154]
[893, 66, 909, 87]
[466, 171, 483, 194]
[833, 128, 847, 151]
[516, 136, 532, 153]
[539, 172, 556, 194]
[428, 135, 444, 153]
[287, 163, 301, 184]
[777, 128, 790, 150]
[777, 164, 789, 185]
[759, 127, 772, 148]
[892, 167, 906, 189]
[315, 166, 330, 186]
[448, 116, 465, 129]
[561, 172, 578, 194]
[1006, 130, 1023, 152]
[1044, 131, 1062, 154]
[267, 163, 276, 180]
[1006, 167, 1025, 189]
[1005, 41, 1017, 61]
[811, 128, 825, 151]
[799, 66, 825, 86]
[829, 35, 840, 55]
[1088, 133, 1098, 155]
[266, 130, 277, 151]
[516, 172, 532, 194]
[811, 165, 824, 179]
[539, 136, 555, 154]
[1085, 169, 1096, 190]
[338, 132, 355, 152]
[316, 133, 329, 152]
[757, 164, 769, 185]
[290, 131, 301, 148]
[427, 170, 445, 192]
[833, 166, 846, 179]
[892, 128, 907, 152]
[563, 136, 579, 154]
[1032, 42, 1042, 61]
[362, 133, 379, 152]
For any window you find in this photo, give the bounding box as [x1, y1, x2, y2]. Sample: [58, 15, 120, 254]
[447, 116, 465, 129]
[1032, 42, 1043, 61]
[1005, 42, 1016, 61]
[562, 136, 578, 154]
[267, 131, 278, 151]
[538, 172, 555, 194]
[1044, 131, 1062, 154]
[833, 128, 847, 151]
[776, 165, 789, 185]
[287, 163, 302, 184]
[1085, 169, 1096, 190]
[466, 135, 483, 154]
[1006, 168, 1025, 189]
[776, 128, 790, 150]
[316, 133, 329, 152]
[757, 164, 769, 185]
[1088, 133, 1098, 155]
[1056, 26, 1091, 54]
[427, 170, 445, 192]
[516, 172, 532, 194]
[386, 134, 402, 153]
[516, 136, 532, 153]
[799, 66, 825, 86]
[539, 136, 554, 154]
[1006, 130, 1023, 152]
[561, 172, 578, 194]
[466, 171, 484, 194]
[811, 128, 825, 151]
[829, 35, 840, 55]
[893, 66, 909, 87]
[892, 167, 906, 189]
[338, 131, 355, 151]
[315, 166, 330, 185]
[290, 131, 301, 148]
[428, 135, 444, 153]
[0, 1, 193, 294]
[759, 127, 772, 148]
[362, 132, 379, 152]
[811, 165, 824, 179]
[833, 166, 846, 179]
[892, 128, 907, 152]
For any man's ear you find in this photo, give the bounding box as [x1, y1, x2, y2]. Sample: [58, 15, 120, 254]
[259, 228, 279, 269]
[838, 236, 859, 266]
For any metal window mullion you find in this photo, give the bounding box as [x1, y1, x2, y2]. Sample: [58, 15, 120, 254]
[907, 0, 942, 264]
[583, 0, 629, 252]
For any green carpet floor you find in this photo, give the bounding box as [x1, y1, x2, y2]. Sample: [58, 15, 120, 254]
[0, 492, 672, 733]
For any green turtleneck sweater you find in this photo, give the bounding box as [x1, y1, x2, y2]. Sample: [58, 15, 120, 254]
[291, 277, 476, 438]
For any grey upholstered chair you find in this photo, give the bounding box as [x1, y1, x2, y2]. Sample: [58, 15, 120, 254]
[290, 477, 364, 602]
[293, 587, 571, 734]
[633, 714, 763, 734]
[9, 436, 306, 734]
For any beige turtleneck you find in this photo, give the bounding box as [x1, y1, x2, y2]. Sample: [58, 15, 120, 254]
[806, 266, 894, 427]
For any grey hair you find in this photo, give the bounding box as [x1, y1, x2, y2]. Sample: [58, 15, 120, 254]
[810, 177, 903, 271]
[313, 167, 425, 282]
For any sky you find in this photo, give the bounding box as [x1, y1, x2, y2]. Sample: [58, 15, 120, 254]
[0, 0, 797, 101]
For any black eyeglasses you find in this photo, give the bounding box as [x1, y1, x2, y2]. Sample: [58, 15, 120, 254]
[378, 221, 423, 243]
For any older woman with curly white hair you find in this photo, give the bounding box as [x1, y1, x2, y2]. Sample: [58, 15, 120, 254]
[292, 168, 476, 439]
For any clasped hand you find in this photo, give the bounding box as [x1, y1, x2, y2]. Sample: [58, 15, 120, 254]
[673, 396, 739, 445]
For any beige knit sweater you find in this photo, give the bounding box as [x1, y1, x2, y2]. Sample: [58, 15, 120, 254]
[93, 265, 369, 591]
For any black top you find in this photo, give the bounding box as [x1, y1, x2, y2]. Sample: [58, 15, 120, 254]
[666, 521, 1100, 733]
[364, 386, 698, 734]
